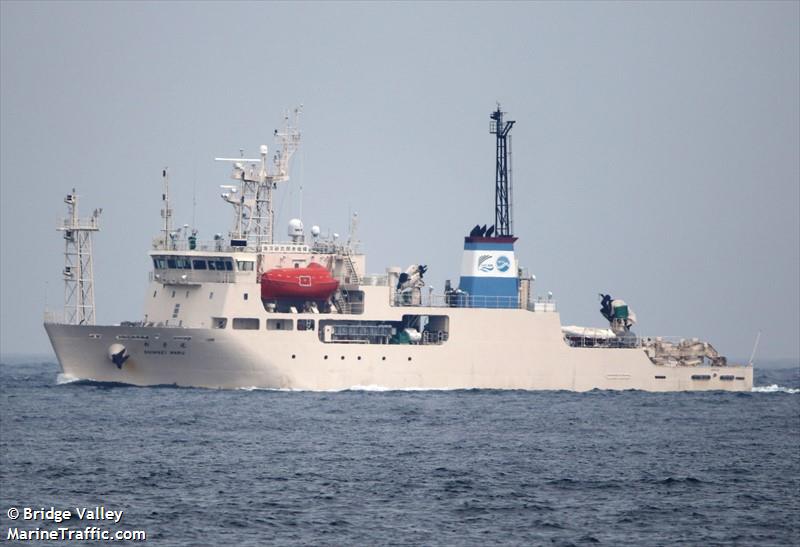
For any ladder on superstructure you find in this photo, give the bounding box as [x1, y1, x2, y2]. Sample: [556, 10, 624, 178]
[342, 253, 360, 285]
[56, 189, 101, 325]
[332, 288, 349, 314]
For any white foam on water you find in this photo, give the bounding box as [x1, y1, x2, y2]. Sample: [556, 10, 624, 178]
[237, 386, 294, 392]
[751, 384, 800, 394]
[236, 384, 459, 392]
[56, 373, 81, 385]
[348, 384, 457, 392]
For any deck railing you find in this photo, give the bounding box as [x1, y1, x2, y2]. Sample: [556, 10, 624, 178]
[392, 292, 557, 311]
[148, 271, 237, 285]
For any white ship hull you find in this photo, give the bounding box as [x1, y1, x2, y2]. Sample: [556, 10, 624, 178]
[45, 308, 753, 392]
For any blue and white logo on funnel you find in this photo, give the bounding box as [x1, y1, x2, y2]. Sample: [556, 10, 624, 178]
[496, 255, 511, 272]
[461, 247, 516, 279]
[459, 239, 519, 308]
[478, 255, 494, 272]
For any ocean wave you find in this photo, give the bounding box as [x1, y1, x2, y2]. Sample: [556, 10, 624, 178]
[751, 384, 799, 394]
[55, 373, 81, 385]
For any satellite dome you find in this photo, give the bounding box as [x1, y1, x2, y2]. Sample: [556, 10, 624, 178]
[288, 218, 304, 238]
[311, 225, 321, 237]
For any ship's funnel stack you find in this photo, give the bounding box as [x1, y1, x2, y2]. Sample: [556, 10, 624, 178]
[456, 104, 520, 308]
[458, 233, 519, 308]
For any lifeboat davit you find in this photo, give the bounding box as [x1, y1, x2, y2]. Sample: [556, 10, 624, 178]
[260, 262, 339, 300]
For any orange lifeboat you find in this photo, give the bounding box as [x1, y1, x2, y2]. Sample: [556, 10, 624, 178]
[260, 262, 339, 300]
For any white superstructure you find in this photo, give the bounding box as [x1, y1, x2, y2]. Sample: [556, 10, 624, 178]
[44, 108, 753, 391]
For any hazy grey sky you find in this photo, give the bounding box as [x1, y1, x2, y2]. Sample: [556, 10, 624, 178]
[1, 1, 798, 360]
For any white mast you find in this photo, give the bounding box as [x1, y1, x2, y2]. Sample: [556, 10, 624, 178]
[347, 211, 360, 253]
[161, 168, 173, 249]
[216, 105, 302, 248]
[57, 189, 101, 325]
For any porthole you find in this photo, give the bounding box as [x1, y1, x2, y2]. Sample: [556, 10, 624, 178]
[341, 356, 345, 360]
[291, 354, 296, 359]
[357, 356, 361, 361]
[408, 357, 412, 361]
[324, 355, 328, 360]
[381, 356, 386, 361]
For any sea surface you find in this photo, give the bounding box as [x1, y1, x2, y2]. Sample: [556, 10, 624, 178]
[1, 360, 798, 546]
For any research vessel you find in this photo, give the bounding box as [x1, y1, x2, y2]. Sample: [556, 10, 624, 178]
[44, 107, 753, 391]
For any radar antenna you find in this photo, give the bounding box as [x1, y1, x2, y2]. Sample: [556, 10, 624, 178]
[215, 105, 303, 247]
[56, 190, 101, 325]
[489, 104, 515, 237]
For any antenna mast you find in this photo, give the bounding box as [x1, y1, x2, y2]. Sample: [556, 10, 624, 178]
[161, 168, 173, 248]
[490, 104, 515, 237]
[57, 189, 101, 325]
[216, 106, 302, 248]
[347, 211, 360, 253]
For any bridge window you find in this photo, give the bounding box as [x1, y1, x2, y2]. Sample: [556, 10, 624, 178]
[192, 259, 207, 270]
[207, 258, 233, 271]
[237, 260, 254, 271]
[153, 255, 194, 269]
